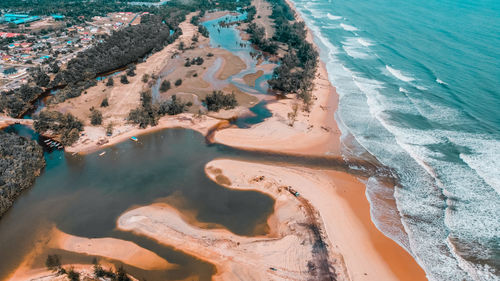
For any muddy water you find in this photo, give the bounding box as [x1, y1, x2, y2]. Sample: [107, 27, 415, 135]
[0, 13, 287, 281]
[0, 127, 276, 281]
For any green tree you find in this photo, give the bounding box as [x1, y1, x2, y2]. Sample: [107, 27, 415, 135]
[116, 266, 131, 281]
[202, 91, 238, 112]
[120, 75, 129, 84]
[90, 108, 103, 125]
[45, 254, 61, 271]
[106, 77, 114, 87]
[160, 80, 170, 92]
[67, 267, 80, 281]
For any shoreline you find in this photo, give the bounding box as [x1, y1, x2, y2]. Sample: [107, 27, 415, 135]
[3, 3, 428, 281]
[117, 160, 349, 281]
[283, 0, 427, 279]
[64, 114, 222, 155]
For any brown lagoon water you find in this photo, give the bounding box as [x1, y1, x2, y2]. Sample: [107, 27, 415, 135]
[0, 127, 277, 281]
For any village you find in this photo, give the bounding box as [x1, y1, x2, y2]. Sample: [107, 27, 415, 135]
[0, 11, 143, 90]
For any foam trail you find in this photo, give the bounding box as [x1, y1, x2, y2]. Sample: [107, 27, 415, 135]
[342, 37, 372, 59]
[399, 87, 409, 93]
[436, 78, 448, 85]
[340, 23, 358, 31]
[327, 13, 342, 20]
[385, 65, 415, 82]
[357, 38, 373, 47]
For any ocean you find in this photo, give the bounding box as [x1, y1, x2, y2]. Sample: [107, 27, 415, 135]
[288, 0, 500, 280]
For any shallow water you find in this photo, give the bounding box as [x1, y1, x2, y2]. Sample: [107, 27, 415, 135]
[202, 13, 274, 96]
[0, 127, 275, 280]
[289, 0, 500, 279]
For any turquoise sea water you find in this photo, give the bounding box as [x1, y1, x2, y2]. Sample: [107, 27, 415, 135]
[289, 0, 500, 280]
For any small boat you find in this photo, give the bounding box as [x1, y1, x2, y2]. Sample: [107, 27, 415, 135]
[44, 139, 51, 143]
[130, 136, 138, 142]
[99, 151, 106, 156]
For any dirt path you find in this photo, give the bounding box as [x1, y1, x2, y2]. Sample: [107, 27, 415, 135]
[252, 0, 275, 38]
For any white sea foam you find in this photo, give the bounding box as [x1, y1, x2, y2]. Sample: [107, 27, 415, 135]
[327, 13, 342, 20]
[449, 133, 500, 195]
[436, 78, 448, 85]
[342, 37, 372, 59]
[365, 176, 412, 252]
[324, 25, 342, 29]
[399, 87, 409, 93]
[385, 65, 415, 82]
[340, 23, 358, 31]
[357, 38, 374, 47]
[289, 2, 498, 280]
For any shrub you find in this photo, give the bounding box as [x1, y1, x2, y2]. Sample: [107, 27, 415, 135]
[142, 73, 150, 83]
[160, 80, 171, 92]
[67, 268, 80, 281]
[106, 77, 114, 87]
[202, 91, 238, 112]
[174, 79, 182, 86]
[158, 95, 189, 116]
[194, 57, 204, 65]
[100, 98, 109, 107]
[126, 65, 136, 77]
[45, 254, 61, 271]
[120, 75, 129, 84]
[128, 90, 157, 128]
[90, 108, 103, 125]
[198, 25, 209, 37]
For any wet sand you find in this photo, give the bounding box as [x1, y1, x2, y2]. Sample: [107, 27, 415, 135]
[206, 159, 426, 281]
[117, 160, 348, 281]
[7, 227, 165, 281]
[9, 3, 427, 281]
[242, 70, 264, 87]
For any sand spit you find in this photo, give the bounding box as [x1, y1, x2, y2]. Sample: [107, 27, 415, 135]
[116, 160, 354, 281]
[50, 228, 173, 271]
[208, 159, 426, 281]
[7, 227, 172, 281]
[118, 203, 340, 281]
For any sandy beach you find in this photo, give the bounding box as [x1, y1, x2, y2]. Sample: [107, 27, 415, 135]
[7, 226, 166, 281]
[5, 2, 428, 280]
[117, 160, 348, 281]
[117, 159, 426, 281]
[207, 160, 427, 281]
[214, 61, 340, 156]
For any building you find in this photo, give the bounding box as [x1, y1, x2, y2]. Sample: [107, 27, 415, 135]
[3, 67, 17, 75]
[0, 14, 41, 25]
[12, 16, 41, 25]
[1, 14, 29, 22]
[51, 14, 65, 20]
